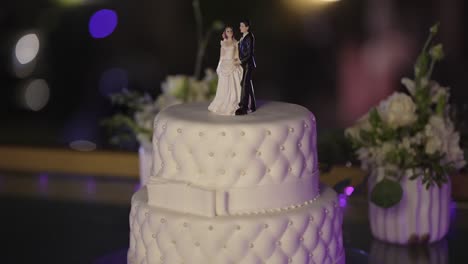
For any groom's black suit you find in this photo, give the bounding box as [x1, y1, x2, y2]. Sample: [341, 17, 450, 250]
[237, 32, 256, 114]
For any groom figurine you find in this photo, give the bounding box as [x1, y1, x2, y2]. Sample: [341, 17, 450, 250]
[235, 19, 256, 115]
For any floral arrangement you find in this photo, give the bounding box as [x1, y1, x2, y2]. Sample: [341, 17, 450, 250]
[345, 23, 466, 208]
[102, 0, 223, 147]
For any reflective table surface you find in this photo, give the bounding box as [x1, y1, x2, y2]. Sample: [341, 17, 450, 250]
[1, 171, 468, 264]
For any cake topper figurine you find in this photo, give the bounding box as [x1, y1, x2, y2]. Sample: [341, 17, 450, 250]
[208, 26, 243, 115]
[208, 20, 256, 116]
[235, 19, 256, 115]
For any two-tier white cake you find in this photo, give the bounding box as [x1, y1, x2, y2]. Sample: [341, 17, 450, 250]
[128, 102, 344, 264]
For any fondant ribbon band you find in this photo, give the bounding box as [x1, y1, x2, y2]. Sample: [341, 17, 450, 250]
[147, 171, 318, 217]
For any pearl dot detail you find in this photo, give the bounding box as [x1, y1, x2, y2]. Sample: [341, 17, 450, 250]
[240, 170, 246, 176]
[219, 169, 226, 175]
[280, 146, 285, 151]
[299, 237, 304, 241]
[236, 225, 241, 230]
[249, 243, 254, 248]
[288, 258, 293, 263]
[195, 242, 200, 247]
[221, 132, 226, 136]
[183, 222, 188, 227]
[298, 143, 302, 147]
[266, 130, 271, 135]
[177, 128, 182, 133]
[288, 220, 293, 226]
[160, 218, 166, 223]
[276, 241, 282, 246]
[199, 132, 204, 136]
[152, 234, 157, 238]
[289, 128, 294, 132]
[208, 225, 213, 231]
[264, 224, 269, 228]
[209, 152, 214, 157]
[309, 216, 314, 222]
[240, 131, 245, 136]
[231, 152, 236, 157]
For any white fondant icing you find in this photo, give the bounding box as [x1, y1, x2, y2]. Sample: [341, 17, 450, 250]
[128, 185, 344, 264]
[148, 102, 319, 213]
[148, 102, 319, 216]
[147, 171, 319, 217]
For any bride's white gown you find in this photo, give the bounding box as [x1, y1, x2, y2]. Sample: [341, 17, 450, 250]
[208, 40, 243, 115]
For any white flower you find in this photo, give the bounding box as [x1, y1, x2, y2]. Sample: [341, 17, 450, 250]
[401, 77, 416, 95]
[155, 94, 182, 110]
[134, 104, 159, 132]
[345, 114, 372, 141]
[161, 75, 187, 98]
[429, 81, 449, 103]
[377, 92, 417, 129]
[424, 115, 466, 169]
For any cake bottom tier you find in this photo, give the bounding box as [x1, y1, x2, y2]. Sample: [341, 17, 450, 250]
[128, 185, 344, 264]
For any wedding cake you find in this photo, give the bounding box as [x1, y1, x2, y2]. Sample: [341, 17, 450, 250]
[128, 101, 344, 264]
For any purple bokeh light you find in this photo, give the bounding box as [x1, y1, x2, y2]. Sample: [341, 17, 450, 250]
[87, 178, 97, 195]
[344, 186, 355, 196]
[39, 173, 49, 193]
[338, 194, 348, 207]
[89, 9, 118, 39]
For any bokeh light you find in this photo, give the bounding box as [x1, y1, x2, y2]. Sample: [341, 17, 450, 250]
[284, 0, 341, 13]
[69, 140, 97, 151]
[99, 67, 128, 96]
[344, 186, 355, 196]
[20, 79, 50, 111]
[339, 194, 348, 207]
[89, 9, 118, 39]
[15, 33, 40, 64]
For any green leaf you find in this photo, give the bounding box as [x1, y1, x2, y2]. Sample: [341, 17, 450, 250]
[436, 94, 446, 116]
[369, 108, 382, 128]
[370, 179, 403, 208]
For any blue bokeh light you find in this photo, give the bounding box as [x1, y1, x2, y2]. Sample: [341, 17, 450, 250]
[89, 9, 118, 39]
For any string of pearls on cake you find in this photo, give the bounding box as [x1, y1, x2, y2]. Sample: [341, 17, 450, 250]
[231, 192, 321, 216]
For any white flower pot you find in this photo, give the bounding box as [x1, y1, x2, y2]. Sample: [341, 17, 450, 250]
[369, 239, 448, 264]
[138, 144, 153, 186]
[368, 171, 451, 244]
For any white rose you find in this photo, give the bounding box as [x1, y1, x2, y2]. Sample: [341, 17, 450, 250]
[378, 92, 417, 129]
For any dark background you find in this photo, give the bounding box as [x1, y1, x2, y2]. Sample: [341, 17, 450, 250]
[1, 0, 467, 150]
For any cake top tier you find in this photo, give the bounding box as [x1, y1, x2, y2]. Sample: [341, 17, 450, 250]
[157, 101, 313, 124]
[148, 101, 320, 216]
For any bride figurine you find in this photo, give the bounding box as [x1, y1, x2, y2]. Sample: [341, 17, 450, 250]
[208, 26, 243, 115]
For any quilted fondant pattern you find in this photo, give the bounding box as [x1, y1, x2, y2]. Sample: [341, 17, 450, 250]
[128, 185, 344, 264]
[150, 102, 319, 195]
